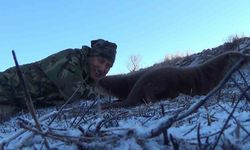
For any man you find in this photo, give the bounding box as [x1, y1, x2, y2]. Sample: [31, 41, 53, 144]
[0, 39, 117, 120]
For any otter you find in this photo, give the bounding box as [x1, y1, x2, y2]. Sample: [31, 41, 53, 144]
[99, 51, 250, 109]
[98, 66, 150, 100]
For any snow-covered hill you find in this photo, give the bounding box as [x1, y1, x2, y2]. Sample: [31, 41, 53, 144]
[1, 37, 250, 150]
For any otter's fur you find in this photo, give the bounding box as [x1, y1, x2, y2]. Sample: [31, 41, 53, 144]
[98, 67, 149, 100]
[99, 51, 250, 108]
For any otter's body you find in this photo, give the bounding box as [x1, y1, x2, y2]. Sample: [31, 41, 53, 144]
[99, 67, 149, 99]
[99, 51, 250, 108]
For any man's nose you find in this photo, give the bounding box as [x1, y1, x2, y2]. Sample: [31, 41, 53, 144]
[98, 64, 108, 73]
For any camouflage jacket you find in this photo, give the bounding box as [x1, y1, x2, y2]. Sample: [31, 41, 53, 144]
[0, 46, 101, 108]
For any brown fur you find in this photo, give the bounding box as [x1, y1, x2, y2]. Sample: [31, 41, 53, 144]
[99, 51, 250, 109]
[98, 67, 149, 100]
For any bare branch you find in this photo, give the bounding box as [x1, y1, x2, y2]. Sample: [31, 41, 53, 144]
[12, 50, 50, 149]
[0, 110, 64, 147]
[237, 70, 249, 86]
[197, 123, 202, 150]
[170, 134, 179, 150]
[71, 98, 98, 127]
[211, 99, 240, 150]
[161, 104, 169, 145]
[217, 103, 250, 138]
[231, 78, 250, 102]
[48, 84, 82, 126]
[20, 122, 110, 149]
[127, 55, 141, 72]
[95, 111, 128, 133]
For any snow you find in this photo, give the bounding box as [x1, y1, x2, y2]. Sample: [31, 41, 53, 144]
[1, 91, 250, 150]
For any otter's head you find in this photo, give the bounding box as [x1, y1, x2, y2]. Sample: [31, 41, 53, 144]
[97, 74, 130, 99]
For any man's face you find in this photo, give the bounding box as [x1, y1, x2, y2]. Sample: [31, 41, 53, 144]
[88, 56, 113, 81]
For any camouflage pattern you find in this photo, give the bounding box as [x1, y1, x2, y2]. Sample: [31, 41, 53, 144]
[90, 39, 117, 63]
[0, 46, 101, 109]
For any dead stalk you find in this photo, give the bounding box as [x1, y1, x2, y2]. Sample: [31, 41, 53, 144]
[161, 104, 169, 145]
[12, 50, 50, 149]
[197, 123, 202, 150]
[211, 99, 240, 150]
[48, 85, 81, 126]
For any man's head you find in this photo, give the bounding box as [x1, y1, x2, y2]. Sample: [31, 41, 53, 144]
[88, 39, 117, 81]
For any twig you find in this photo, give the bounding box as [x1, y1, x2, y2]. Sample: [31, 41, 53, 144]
[183, 124, 197, 136]
[22, 122, 84, 144]
[161, 104, 169, 145]
[72, 99, 98, 127]
[217, 103, 250, 138]
[0, 110, 61, 147]
[48, 84, 82, 126]
[170, 134, 179, 150]
[0, 129, 26, 148]
[204, 137, 210, 150]
[237, 70, 249, 86]
[78, 126, 85, 134]
[187, 124, 231, 141]
[141, 115, 155, 126]
[95, 119, 105, 134]
[231, 78, 250, 102]
[19, 122, 108, 149]
[197, 123, 202, 150]
[17, 117, 35, 126]
[211, 98, 240, 150]
[95, 111, 128, 133]
[12, 50, 50, 149]
[13, 130, 36, 149]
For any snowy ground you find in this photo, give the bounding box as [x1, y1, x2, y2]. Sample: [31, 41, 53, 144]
[0, 68, 250, 150]
[1, 95, 250, 150]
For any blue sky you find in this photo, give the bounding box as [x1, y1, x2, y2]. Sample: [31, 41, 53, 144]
[1, 0, 250, 74]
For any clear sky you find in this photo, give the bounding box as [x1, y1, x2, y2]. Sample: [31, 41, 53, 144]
[1, 0, 250, 74]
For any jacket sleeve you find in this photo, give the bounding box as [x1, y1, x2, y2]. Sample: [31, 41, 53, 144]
[39, 47, 93, 101]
